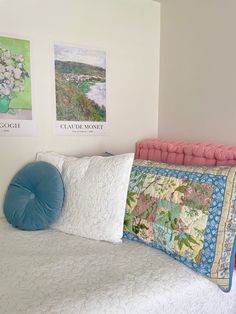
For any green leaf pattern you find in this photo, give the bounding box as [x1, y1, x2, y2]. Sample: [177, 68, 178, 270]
[124, 171, 213, 264]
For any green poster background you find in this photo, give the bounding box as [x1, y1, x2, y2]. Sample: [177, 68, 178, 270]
[0, 36, 31, 109]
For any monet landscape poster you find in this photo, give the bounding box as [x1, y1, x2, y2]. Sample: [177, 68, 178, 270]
[0, 35, 34, 136]
[53, 43, 106, 135]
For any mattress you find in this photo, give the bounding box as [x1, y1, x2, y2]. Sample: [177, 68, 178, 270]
[0, 218, 235, 314]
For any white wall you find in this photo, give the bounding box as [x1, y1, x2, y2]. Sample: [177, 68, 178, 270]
[0, 0, 160, 210]
[158, 0, 236, 144]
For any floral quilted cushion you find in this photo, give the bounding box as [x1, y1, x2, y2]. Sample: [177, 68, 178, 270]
[123, 160, 236, 292]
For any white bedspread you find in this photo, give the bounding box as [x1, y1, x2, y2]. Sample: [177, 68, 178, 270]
[0, 218, 236, 314]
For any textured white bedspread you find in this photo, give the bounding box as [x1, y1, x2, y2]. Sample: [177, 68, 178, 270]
[0, 218, 236, 314]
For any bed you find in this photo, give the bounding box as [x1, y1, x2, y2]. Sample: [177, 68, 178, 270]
[1, 139, 236, 314]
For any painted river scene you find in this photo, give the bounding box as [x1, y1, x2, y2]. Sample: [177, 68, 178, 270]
[54, 44, 106, 122]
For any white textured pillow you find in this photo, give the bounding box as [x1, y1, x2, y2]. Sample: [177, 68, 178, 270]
[36, 151, 77, 172]
[52, 153, 134, 243]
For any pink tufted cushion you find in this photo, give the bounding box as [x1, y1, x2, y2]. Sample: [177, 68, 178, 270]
[135, 139, 236, 166]
[135, 138, 236, 269]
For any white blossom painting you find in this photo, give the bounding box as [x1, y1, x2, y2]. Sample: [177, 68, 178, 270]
[0, 35, 34, 136]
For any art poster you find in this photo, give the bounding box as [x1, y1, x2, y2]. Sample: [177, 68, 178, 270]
[53, 43, 106, 135]
[0, 35, 34, 136]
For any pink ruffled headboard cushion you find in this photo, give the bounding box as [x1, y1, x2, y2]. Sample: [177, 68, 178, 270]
[135, 139, 236, 166]
[135, 138, 236, 269]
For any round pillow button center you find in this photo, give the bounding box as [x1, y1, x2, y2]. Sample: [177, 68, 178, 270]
[30, 193, 35, 200]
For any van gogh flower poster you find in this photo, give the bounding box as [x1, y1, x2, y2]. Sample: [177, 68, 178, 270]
[53, 43, 106, 135]
[0, 35, 34, 136]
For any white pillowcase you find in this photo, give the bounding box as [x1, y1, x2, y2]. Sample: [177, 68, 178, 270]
[36, 151, 77, 172]
[52, 153, 134, 243]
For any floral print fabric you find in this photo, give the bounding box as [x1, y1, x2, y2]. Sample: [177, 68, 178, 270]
[124, 160, 236, 292]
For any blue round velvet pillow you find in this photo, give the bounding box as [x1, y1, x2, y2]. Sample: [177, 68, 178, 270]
[4, 161, 64, 231]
